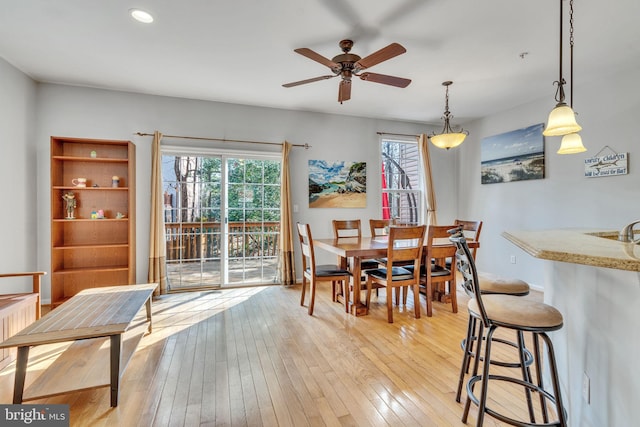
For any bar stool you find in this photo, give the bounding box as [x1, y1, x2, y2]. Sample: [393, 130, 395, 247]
[449, 229, 567, 427]
[455, 272, 533, 403]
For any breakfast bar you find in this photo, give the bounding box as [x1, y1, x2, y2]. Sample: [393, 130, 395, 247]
[502, 229, 640, 427]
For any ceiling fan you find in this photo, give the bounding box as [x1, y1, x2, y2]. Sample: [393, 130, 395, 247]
[282, 39, 411, 104]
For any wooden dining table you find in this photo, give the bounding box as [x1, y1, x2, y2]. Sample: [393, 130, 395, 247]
[314, 236, 479, 316]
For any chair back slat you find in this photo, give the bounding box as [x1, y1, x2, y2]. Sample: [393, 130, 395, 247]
[297, 223, 315, 271]
[387, 225, 425, 267]
[425, 225, 458, 262]
[332, 219, 362, 239]
[369, 219, 393, 237]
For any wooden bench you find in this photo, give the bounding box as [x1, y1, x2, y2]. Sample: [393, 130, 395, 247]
[0, 283, 157, 407]
[0, 272, 46, 371]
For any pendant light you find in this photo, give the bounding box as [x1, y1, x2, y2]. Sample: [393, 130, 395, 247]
[429, 81, 469, 150]
[557, 0, 586, 154]
[543, 0, 581, 137]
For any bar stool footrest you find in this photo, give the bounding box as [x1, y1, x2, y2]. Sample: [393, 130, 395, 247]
[466, 374, 566, 427]
[461, 336, 534, 369]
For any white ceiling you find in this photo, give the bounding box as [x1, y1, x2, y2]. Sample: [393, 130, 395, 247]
[1, 0, 638, 125]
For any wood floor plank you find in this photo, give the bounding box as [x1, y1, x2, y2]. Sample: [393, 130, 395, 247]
[0, 284, 550, 426]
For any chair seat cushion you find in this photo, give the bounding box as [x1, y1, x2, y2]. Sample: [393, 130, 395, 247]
[310, 265, 351, 277]
[403, 264, 451, 277]
[430, 264, 452, 277]
[478, 272, 530, 296]
[374, 257, 413, 267]
[365, 267, 413, 281]
[360, 259, 380, 270]
[468, 294, 563, 330]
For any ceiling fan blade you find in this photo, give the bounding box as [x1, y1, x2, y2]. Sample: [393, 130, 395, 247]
[379, 0, 429, 27]
[360, 72, 411, 88]
[294, 48, 339, 70]
[355, 43, 406, 70]
[282, 75, 336, 88]
[318, 0, 360, 27]
[338, 80, 352, 103]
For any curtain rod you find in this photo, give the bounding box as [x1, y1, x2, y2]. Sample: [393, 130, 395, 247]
[134, 132, 310, 149]
[377, 131, 421, 139]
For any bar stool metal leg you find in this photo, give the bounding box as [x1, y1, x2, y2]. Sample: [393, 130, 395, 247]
[517, 330, 536, 423]
[456, 316, 477, 402]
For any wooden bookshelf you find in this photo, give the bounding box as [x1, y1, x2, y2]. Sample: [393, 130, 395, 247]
[50, 137, 136, 307]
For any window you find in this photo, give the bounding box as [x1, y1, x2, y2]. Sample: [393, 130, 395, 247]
[381, 138, 422, 225]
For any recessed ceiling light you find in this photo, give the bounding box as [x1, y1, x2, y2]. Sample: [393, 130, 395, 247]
[129, 8, 154, 24]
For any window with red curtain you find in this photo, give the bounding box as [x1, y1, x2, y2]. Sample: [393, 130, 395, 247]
[380, 138, 422, 225]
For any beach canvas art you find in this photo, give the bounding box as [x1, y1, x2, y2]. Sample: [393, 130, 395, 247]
[308, 160, 366, 208]
[481, 123, 545, 184]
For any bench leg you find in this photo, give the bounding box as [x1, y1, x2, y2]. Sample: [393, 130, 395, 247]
[13, 346, 30, 404]
[110, 334, 122, 407]
[145, 296, 153, 333]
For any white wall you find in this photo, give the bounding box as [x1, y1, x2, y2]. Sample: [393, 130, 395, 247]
[456, 64, 640, 426]
[0, 58, 38, 293]
[457, 64, 640, 289]
[33, 83, 457, 301]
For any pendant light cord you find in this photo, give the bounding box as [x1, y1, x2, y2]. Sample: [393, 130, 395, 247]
[569, 0, 575, 108]
[554, 0, 566, 104]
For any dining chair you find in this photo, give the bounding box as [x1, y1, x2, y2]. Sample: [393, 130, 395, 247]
[332, 220, 379, 299]
[454, 219, 483, 260]
[364, 224, 426, 323]
[297, 222, 352, 315]
[369, 219, 393, 237]
[332, 219, 379, 269]
[408, 224, 458, 317]
[444, 219, 483, 272]
[332, 219, 362, 239]
[370, 219, 415, 268]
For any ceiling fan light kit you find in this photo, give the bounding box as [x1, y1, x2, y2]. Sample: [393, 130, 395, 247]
[429, 81, 468, 150]
[283, 39, 411, 103]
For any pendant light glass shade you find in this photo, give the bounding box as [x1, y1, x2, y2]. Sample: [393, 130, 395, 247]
[430, 132, 467, 150]
[557, 132, 586, 154]
[543, 102, 582, 136]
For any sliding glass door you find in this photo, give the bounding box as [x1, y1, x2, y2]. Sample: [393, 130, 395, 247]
[162, 150, 281, 290]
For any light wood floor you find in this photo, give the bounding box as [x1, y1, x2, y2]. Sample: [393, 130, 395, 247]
[0, 284, 549, 426]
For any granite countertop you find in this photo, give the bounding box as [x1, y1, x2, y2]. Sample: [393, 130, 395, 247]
[502, 229, 640, 272]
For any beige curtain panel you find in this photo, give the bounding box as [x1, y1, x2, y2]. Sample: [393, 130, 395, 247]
[148, 131, 168, 295]
[418, 134, 438, 226]
[278, 141, 296, 286]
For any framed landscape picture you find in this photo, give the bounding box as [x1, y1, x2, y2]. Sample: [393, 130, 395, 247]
[308, 160, 366, 208]
[481, 123, 545, 184]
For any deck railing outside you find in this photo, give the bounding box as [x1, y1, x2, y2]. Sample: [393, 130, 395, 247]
[164, 221, 280, 262]
[164, 221, 281, 288]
